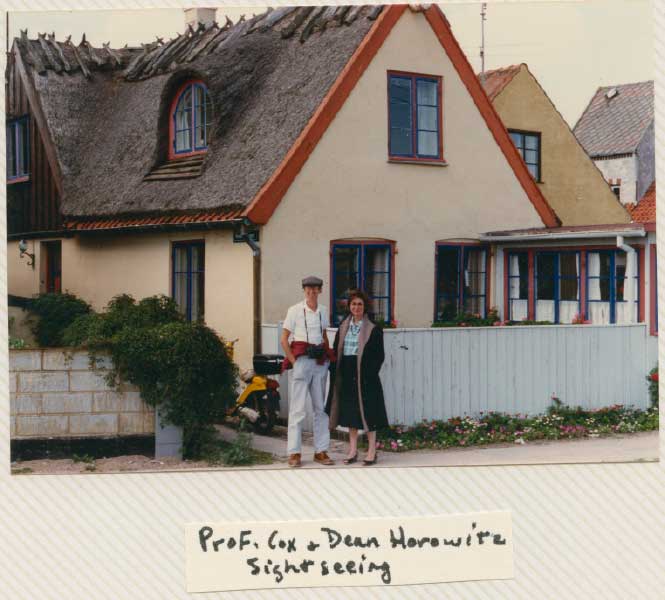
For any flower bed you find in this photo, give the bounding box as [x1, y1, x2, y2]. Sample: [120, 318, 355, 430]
[377, 402, 658, 452]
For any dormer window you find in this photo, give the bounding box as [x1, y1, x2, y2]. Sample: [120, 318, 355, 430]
[169, 80, 212, 160]
[7, 116, 30, 183]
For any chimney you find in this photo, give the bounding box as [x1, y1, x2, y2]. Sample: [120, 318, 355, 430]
[184, 7, 217, 30]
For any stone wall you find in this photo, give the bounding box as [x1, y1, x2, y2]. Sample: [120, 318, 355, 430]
[9, 349, 155, 439]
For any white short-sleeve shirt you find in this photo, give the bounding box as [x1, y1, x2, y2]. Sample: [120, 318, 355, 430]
[283, 301, 329, 344]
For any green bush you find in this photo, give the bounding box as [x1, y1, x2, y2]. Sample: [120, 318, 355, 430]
[27, 293, 91, 347]
[647, 365, 658, 408]
[63, 294, 238, 458]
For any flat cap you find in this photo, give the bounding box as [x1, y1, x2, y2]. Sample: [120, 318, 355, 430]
[301, 275, 323, 287]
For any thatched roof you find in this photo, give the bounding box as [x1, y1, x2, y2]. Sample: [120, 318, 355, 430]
[13, 6, 383, 220]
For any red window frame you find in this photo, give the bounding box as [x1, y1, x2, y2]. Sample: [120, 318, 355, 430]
[329, 238, 397, 326]
[387, 70, 444, 164]
[168, 79, 212, 161]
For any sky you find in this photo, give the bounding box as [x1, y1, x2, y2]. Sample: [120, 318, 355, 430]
[7, 0, 654, 126]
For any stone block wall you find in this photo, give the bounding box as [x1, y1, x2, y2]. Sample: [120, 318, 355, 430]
[9, 349, 155, 438]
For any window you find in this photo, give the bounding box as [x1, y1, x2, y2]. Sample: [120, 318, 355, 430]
[172, 241, 205, 322]
[507, 252, 529, 321]
[586, 250, 638, 324]
[41, 241, 62, 294]
[611, 185, 621, 199]
[435, 245, 488, 321]
[535, 251, 580, 323]
[7, 116, 29, 182]
[388, 72, 442, 161]
[169, 81, 213, 159]
[508, 130, 540, 181]
[331, 242, 393, 325]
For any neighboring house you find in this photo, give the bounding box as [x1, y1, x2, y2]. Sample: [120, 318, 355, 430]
[573, 80, 654, 207]
[5, 4, 656, 371]
[480, 63, 630, 226]
[629, 181, 657, 335]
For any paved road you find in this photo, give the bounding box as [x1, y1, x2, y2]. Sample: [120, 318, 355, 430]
[216, 426, 658, 469]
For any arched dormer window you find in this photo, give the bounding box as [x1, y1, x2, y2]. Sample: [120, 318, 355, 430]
[169, 80, 213, 159]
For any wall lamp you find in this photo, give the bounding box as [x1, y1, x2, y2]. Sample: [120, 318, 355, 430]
[18, 239, 35, 268]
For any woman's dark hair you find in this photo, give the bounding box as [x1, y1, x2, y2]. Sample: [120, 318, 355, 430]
[347, 289, 371, 314]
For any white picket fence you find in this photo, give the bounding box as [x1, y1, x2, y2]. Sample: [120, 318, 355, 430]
[261, 323, 656, 428]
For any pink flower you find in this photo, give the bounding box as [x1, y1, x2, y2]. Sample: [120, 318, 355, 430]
[390, 440, 398, 450]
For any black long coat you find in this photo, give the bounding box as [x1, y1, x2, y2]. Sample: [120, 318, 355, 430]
[325, 315, 389, 432]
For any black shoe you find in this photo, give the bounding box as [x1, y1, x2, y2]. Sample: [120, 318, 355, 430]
[363, 454, 378, 466]
[343, 453, 358, 465]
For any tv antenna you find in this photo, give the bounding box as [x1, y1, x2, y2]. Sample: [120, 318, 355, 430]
[480, 3, 487, 82]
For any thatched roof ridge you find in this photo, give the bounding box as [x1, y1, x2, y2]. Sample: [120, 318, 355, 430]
[12, 5, 384, 220]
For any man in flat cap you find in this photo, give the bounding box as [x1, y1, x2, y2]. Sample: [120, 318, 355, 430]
[281, 276, 335, 467]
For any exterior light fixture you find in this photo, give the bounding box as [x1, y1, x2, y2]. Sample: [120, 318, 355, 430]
[18, 239, 35, 268]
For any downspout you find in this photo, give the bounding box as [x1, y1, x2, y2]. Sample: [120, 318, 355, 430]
[616, 235, 637, 318]
[240, 231, 261, 356]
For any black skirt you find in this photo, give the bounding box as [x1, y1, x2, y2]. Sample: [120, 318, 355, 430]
[338, 355, 365, 430]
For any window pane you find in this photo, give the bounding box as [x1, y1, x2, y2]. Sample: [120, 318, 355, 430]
[7, 125, 15, 177]
[437, 297, 458, 321]
[176, 130, 191, 152]
[536, 254, 555, 300]
[417, 131, 438, 156]
[390, 101, 411, 129]
[525, 135, 538, 150]
[390, 128, 412, 155]
[509, 131, 523, 148]
[464, 249, 486, 303]
[371, 297, 389, 322]
[417, 105, 437, 131]
[416, 79, 437, 105]
[509, 253, 529, 300]
[463, 295, 484, 315]
[437, 248, 459, 296]
[191, 273, 204, 321]
[524, 149, 538, 164]
[174, 273, 187, 317]
[333, 246, 359, 311]
[191, 245, 204, 272]
[19, 121, 29, 176]
[389, 77, 412, 103]
[527, 163, 539, 179]
[560, 254, 578, 278]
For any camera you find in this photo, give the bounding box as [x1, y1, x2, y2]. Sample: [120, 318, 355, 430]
[306, 344, 326, 359]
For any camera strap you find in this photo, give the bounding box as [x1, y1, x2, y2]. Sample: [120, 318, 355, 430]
[303, 307, 323, 345]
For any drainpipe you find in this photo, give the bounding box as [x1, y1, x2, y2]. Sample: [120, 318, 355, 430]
[617, 235, 637, 308]
[239, 226, 261, 356]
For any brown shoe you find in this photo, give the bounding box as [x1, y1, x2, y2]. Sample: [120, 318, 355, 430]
[313, 451, 335, 466]
[288, 453, 302, 468]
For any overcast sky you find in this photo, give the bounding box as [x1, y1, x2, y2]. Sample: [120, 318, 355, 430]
[8, 0, 653, 126]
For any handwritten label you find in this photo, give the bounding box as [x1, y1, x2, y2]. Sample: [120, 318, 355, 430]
[185, 512, 513, 592]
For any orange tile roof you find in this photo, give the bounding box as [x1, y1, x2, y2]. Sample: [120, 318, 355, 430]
[479, 64, 523, 100]
[64, 208, 245, 231]
[629, 181, 655, 224]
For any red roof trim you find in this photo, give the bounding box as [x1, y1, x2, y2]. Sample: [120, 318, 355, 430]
[64, 208, 244, 231]
[245, 5, 559, 228]
[423, 6, 560, 228]
[243, 5, 407, 224]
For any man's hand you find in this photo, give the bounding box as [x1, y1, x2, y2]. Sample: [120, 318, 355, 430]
[280, 328, 296, 365]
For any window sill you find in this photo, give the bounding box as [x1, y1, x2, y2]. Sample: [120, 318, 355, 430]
[387, 158, 448, 167]
[8, 176, 30, 184]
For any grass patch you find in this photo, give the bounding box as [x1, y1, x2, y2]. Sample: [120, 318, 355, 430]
[72, 453, 95, 464]
[11, 467, 33, 475]
[378, 402, 658, 452]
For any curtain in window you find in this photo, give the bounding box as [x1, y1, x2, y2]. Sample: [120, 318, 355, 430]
[616, 251, 637, 324]
[173, 247, 188, 318]
[365, 247, 390, 321]
[463, 249, 486, 315]
[587, 252, 610, 324]
[175, 87, 193, 152]
[509, 254, 528, 321]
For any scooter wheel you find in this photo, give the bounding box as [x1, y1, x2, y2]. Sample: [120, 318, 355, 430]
[249, 392, 275, 435]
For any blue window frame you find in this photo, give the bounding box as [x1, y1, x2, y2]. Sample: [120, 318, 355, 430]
[435, 245, 487, 321]
[586, 250, 639, 324]
[509, 130, 540, 181]
[388, 72, 442, 160]
[172, 82, 213, 155]
[172, 241, 205, 322]
[7, 116, 29, 181]
[331, 242, 393, 325]
[534, 251, 580, 324]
